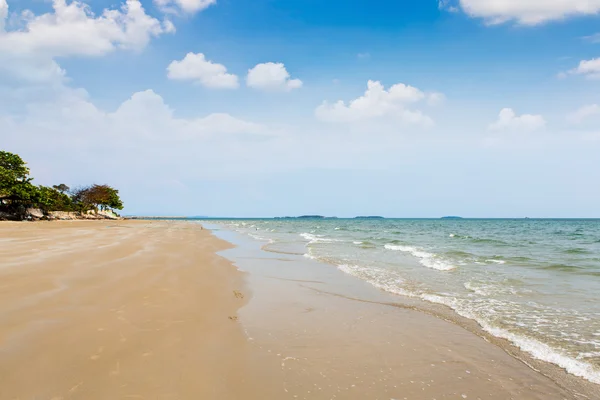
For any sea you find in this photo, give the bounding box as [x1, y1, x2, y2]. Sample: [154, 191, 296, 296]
[204, 218, 600, 385]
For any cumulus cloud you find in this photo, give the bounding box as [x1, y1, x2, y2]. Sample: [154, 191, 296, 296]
[2, 87, 270, 168]
[167, 53, 239, 89]
[110, 90, 266, 137]
[0, 0, 171, 57]
[315, 80, 439, 126]
[0, 0, 173, 84]
[563, 58, 600, 80]
[567, 104, 600, 124]
[0, 0, 7, 32]
[488, 108, 546, 131]
[446, 0, 600, 25]
[246, 62, 303, 91]
[154, 0, 216, 14]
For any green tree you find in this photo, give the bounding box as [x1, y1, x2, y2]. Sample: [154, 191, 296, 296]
[52, 184, 70, 194]
[72, 184, 124, 212]
[0, 151, 32, 200]
[37, 186, 73, 212]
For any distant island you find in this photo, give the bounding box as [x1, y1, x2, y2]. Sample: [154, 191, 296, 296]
[275, 215, 339, 219]
[355, 216, 384, 219]
[441, 216, 463, 219]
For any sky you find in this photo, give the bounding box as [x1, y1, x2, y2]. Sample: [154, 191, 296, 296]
[1, 0, 600, 218]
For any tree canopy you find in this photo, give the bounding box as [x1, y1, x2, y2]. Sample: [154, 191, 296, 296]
[72, 185, 124, 211]
[0, 151, 32, 200]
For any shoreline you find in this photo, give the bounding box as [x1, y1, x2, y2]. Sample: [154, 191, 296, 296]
[1, 220, 597, 399]
[210, 222, 599, 399]
[264, 240, 600, 392]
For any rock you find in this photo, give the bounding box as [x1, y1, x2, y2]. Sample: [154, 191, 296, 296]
[0, 211, 16, 221]
[97, 210, 119, 220]
[48, 211, 79, 220]
[26, 208, 44, 219]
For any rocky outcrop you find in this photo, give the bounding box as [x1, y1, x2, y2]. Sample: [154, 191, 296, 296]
[0, 208, 122, 221]
[48, 211, 80, 220]
[26, 208, 45, 219]
[48, 210, 120, 220]
[0, 211, 16, 221]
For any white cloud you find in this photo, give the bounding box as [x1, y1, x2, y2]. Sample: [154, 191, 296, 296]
[488, 108, 546, 131]
[109, 90, 266, 137]
[315, 80, 438, 126]
[454, 0, 600, 25]
[582, 33, 600, 43]
[0, 0, 173, 86]
[438, 0, 459, 13]
[567, 104, 600, 124]
[0, 0, 171, 58]
[0, 0, 7, 32]
[246, 62, 303, 91]
[564, 58, 600, 80]
[2, 87, 270, 164]
[428, 92, 446, 106]
[154, 0, 216, 14]
[167, 53, 239, 89]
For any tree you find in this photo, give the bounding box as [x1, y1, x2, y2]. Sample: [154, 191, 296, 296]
[72, 184, 124, 212]
[0, 151, 40, 218]
[1, 150, 124, 219]
[0, 151, 32, 201]
[52, 184, 70, 194]
[37, 186, 73, 212]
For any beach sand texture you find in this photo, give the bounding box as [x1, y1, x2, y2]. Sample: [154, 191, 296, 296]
[0, 221, 592, 399]
[0, 221, 280, 399]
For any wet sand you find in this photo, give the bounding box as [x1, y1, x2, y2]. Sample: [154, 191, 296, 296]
[0, 221, 595, 399]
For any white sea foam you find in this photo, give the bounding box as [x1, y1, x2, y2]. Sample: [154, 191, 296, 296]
[486, 259, 506, 265]
[248, 233, 272, 242]
[353, 241, 363, 245]
[463, 281, 520, 296]
[300, 233, 338, 243]
[384, 244, 456, 271]
[337, 264, 413, 298]
[419, 294, 600, 385]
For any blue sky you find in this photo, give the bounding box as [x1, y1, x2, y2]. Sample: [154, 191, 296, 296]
[1, 0, 600, 217]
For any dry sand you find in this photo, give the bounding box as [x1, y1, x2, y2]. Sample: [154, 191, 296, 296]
[0, 221, 281, 399]
[0, 221, 594, 399]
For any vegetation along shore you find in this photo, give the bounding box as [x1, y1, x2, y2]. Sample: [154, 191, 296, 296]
[0, 151, 123, 221]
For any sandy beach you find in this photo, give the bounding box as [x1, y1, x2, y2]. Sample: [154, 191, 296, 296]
[0, 221, 281, 399]
[0, 221, 595, 399]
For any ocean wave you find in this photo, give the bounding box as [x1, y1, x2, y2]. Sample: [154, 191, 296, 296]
[449, 233, 472, 239]
[541, 264, 585, 272]
[563, 248, 591, 255]
[464, 281, 522, 296]
[384, 244, 456, 271]
[485, 259, 506, 265]
[248, 233, 271, 242]
[337, 264, 412, 297]
[300, 233, 338, 243]
[419, 294, 600, 385]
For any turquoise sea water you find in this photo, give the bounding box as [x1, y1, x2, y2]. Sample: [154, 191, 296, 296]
[208, 218, 600, 385]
